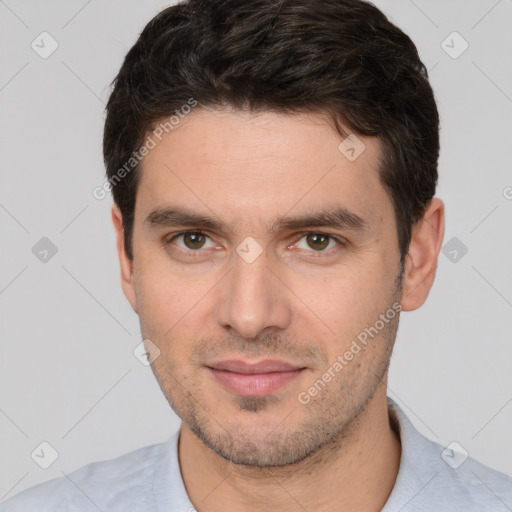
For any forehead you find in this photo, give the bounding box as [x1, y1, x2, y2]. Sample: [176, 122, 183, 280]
[135, 108, 393, 235]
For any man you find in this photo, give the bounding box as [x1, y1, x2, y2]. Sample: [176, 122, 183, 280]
[2, 0, 511, 510]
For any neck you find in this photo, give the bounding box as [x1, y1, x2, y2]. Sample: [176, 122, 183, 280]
[179, 384, 401, 512]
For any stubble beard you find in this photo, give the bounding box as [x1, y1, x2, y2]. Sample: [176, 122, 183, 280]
[149, 267, 404, 468]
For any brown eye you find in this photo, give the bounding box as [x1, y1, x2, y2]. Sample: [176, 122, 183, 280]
[293, 232, 342, 254]
[168, 231, 214, 252]
[305, 233, 330, 251]
[182, 232, 207, 249]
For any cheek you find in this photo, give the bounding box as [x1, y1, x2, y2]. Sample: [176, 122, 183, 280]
[306, 264, 388, 329]
[133, 259, 217, 368]
[134, 261, 196, 344]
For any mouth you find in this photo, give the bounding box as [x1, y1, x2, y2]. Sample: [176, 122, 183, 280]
[206, 359, 307, 397]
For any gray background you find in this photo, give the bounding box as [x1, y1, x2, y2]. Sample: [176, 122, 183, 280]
[1, 0, 511, 501]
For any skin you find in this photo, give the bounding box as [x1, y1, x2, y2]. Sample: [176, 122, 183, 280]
[112, 108, 444, 511]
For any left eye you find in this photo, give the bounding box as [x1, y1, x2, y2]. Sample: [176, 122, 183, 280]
[294, 233, 340, 252]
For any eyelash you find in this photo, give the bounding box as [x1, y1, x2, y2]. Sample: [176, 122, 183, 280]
[164, 230, 346, 258]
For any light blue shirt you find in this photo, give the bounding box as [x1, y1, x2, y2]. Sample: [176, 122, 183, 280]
[1, 397, 511, 511]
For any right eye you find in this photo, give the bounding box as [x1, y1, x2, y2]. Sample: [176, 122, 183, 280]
[166, 231, 216, 252]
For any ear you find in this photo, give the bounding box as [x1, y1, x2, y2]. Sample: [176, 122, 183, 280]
[111, 204, 138, 313]
[400, 198, 445, 311]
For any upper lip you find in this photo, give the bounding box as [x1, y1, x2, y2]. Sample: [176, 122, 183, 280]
[207, 359, 304, 374]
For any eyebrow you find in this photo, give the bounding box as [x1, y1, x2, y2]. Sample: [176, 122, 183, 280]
[144, 205, 370, 234]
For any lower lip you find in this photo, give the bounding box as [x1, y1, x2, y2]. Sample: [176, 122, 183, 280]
[208, 368, 305, 397]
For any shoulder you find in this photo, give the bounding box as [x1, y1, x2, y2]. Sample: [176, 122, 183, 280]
[418, 434, 512, 508]
[0, 441, 169, 512]
[385, 398, 512, 511]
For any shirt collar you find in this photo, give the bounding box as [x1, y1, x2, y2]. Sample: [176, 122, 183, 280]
[382, 396, 443, 510]
[153, 427, 194, 512]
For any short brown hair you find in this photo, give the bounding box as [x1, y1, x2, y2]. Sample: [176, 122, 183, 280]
[103, 0, 439, 264]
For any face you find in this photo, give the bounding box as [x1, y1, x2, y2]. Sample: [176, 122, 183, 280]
[118, 108, 406, 467]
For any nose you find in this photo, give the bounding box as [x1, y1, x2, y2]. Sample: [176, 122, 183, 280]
[214, 246, 293, 340]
